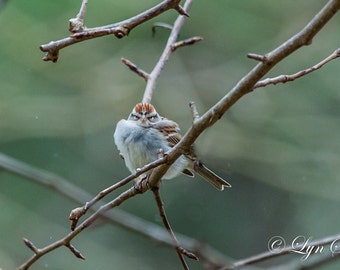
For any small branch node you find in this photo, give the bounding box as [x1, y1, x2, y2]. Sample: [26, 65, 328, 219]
[171, 36, 203, 52]
[247, 53, 267, 62]
[114, 26, 129, 39]
[69, 18, 86, 33]
[189, 101, 200, 122]
[175, 5, 190, 17]
[66, 243, 85, 260]
[335, 48, 340, 57]
[69, 206, 86, 231]
[69, 0, 88, 33]
[121, 57, 150, 81]
[40, 44, 59, 63]
[23, 238, 39, 254]
[134, 176, 150, 194]
[180, 247, 199, 261]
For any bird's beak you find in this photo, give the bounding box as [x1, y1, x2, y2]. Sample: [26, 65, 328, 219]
[140, 115, 147, 123]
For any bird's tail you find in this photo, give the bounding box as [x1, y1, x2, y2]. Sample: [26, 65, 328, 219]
[194, 161, 231, 191]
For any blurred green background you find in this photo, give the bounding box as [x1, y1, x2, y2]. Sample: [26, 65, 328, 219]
[1, 0, 340, 269]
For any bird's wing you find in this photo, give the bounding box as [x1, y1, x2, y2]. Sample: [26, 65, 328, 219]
[152, 118, 182, 148]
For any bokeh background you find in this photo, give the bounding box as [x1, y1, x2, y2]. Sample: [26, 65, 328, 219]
[1, 0, 340, 269]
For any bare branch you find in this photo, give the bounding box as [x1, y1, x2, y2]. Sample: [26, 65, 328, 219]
[152, 186, 192, 270]
[254, 48, 340, 89]
[75, 0, 88, 21]
[121, 57, 150, 81]
[23, 238, 39, 254]
[247, 53, 266, 62]
[66, 243, 85, 260]
[40, 0, 183, 62]
[189, 101, 200, 122]
[175, 4, 190, 17]
[171, 36, 203, 51]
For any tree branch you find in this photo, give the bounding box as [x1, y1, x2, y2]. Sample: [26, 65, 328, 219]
[254, 48, 340, 89]
[40, 0, 184, 62]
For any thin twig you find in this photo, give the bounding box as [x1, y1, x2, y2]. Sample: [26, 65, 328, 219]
[189, 101, 200, 122]
[171, 36, 203, 52]
[152, 187, 191, 270]
[76, 0, 88, 21]
[254, 48, 340, 89]
[247, 53, 267, 62]
[121, 57, 150, 81]
[40, 0, 183, 62]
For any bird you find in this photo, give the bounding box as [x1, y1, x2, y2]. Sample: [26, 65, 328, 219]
[113, 103, 231, 190]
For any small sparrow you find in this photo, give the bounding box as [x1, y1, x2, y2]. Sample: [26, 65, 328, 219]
[113, 103, 231, 190]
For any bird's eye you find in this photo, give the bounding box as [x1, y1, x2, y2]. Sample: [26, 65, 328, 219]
[148, 115, 158, 122]
[129, 114, 140, 121]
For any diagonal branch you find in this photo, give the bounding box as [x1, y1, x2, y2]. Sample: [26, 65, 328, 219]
[152, 186, 194, 270]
